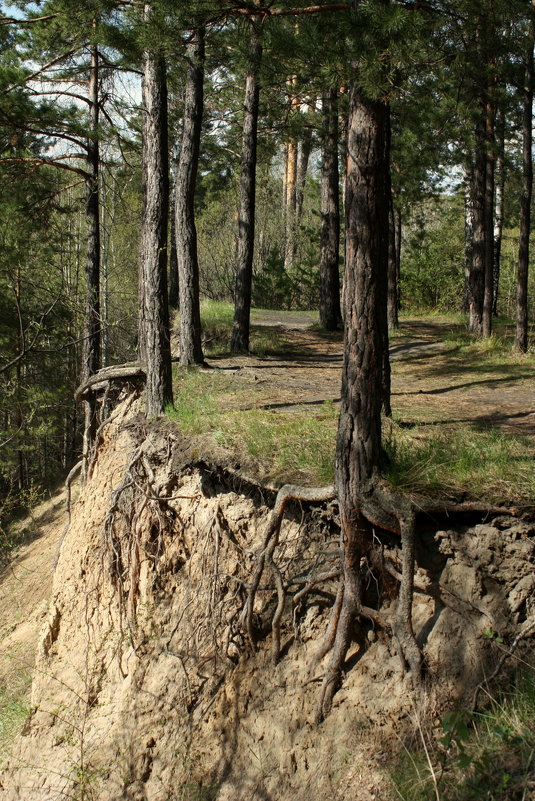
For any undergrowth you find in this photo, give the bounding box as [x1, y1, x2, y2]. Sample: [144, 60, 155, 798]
[0, 683, 30, 767]
[0, 483, 45, 568]
[384, 423, 535, 507]
[200, 300, 291, 356]
[391, 665, 535, 801]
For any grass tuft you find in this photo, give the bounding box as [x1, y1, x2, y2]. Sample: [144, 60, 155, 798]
[0, 685, 30, 767]
[391, 666, 535, 801]
[384, 423, 534, 506]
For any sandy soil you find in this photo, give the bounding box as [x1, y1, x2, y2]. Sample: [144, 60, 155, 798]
[0, 315, 533, 786]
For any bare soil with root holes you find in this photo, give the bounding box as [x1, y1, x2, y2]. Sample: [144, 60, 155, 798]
[0, 315, 533, 801]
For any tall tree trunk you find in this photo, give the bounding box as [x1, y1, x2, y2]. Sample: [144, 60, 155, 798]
[231, 22, 262, 354]
[168, 152, 179, 310]
[176, 28, 205, 366]
[283, 138, 298, 270]
[516, 14, 534, 353]
[463, 164, 474, 313]
[139, 19, 173, 417]
[319, 87, 342, 331]
[387, 195, 398, 330]
[493, 110, 505, 315]
[394, 207, 402, 311]
[295, 120, 313, 227]
[387, 106, 398, 334]
[82, 41, 101, 478]
[482, 89, 496, 338]
[283, 73, 300, 271]
[469, 104, 486, 335]
[318, 87, 390, 719]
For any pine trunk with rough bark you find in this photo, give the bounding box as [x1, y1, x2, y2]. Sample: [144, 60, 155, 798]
[168, 154, 179, 310]
[176, 29, 205, 366]
[516, 16, 533, 353]
[469, 106, 486, 335]
[319, 87, 342, 331]
[231, 23, 262, 354]
[482, 92, 495, 339]
[492, 111, 505, 315]
[387, 108, 398, 332]
[318, 87, 391, 719]
[82, 42, 101, 478]
[139, 27, 173, 417]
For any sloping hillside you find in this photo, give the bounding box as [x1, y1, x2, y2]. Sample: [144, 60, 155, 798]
[0, 318, 534, 800]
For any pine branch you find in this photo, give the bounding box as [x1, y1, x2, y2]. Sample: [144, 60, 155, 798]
[0, 155, 90, 179]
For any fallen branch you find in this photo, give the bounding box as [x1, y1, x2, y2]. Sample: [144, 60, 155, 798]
[75, 363, 146, 402]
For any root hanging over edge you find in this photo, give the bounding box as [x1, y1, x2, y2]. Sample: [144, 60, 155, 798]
[241, 475, 525, 722]
[239, 483, 335, 658]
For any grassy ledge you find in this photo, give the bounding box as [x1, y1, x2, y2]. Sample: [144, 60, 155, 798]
[168, 304, 534, 505]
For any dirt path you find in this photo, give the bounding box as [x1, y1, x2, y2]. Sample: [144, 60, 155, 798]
[0, 314, 533, 761]
[219, 313, 535, 438]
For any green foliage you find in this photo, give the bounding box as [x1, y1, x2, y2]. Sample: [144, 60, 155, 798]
[401, 194, 465, 312]
[392, 667, 535, 801]
[0, 687, 30, 767]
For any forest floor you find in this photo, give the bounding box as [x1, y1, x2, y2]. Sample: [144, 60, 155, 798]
[0, 311, 534, 771]
[225, 310, 535, 439]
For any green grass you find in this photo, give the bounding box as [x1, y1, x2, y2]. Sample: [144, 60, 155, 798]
[199, 300, 290, 357]
[384, 423, 535, 507]
[391, 666, 535, 801]
[167, 368, 338, 485]
[0, 684, 30, 767]
[167, 308, 534, 504]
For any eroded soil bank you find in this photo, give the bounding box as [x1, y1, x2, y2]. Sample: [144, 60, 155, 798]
[1, 396, 534, 801]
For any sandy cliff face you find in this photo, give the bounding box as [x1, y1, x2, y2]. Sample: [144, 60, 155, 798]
[1, 399, 533, 801]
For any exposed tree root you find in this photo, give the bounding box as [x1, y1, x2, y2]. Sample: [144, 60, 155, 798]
[74, 363, 146, 402]
[76, 364, 146, 481]
[239, 473, 524, 722]
[392, 509, 421, 685]
[239, 483, 335, 657]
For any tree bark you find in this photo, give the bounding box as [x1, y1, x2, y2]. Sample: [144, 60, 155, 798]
[318, 86, 390, 719]
[387, 106, 398, 332]
[168, 152, 179, 310]
[176, 28, 205, 366]
[516, 15, 533, 353]
[82, 41, 101, 479]
[492, 110, 505, 315]
[463, 164, 474, 313]
[482, 89, 495, 339]
[469, 104, 486, 335]
[139, 14, 173, 417]
[231, 22, 262, 354]
[319, 87, 342, 330]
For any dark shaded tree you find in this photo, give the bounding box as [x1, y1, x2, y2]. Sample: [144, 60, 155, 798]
[175, 28, 205, 366]
[319, 86, 342, 331]
[138, 4, 173, 416]
[81, 39, 101, 477]
[231, 20, 262, 354]
[515, 5, 533, 353]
